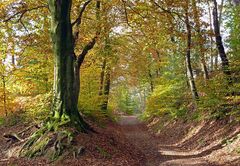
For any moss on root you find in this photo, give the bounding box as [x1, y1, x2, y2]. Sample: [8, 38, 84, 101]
[19, 116, 80, 161]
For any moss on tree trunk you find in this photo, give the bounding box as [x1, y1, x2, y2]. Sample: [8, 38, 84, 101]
[49, 0, 89, 131]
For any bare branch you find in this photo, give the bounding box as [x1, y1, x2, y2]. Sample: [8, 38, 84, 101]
[122, 0, 147, 19]
[121, 0, 133, 28]
[151, 0, 184, 22]
[3, 5, 48, 22]
[151, 1, 200, 32]
[71, 0, 92, 27]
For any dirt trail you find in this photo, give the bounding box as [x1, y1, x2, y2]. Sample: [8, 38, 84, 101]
[117, 115, 215, 166]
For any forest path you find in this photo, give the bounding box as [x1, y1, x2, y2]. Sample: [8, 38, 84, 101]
[117, 115, 215, 166]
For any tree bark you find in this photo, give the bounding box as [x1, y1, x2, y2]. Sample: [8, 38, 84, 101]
[208, 1, 215, 72]
[148, 70, 154, 92]
[99, 58, 106, 96]
[49, 0, 89, 131]
[185, 2, 199, 100]
[155, 50, 161, 77]
[99, 11, 111, 111]
[212, 0, 232, 83]
[101, 65, 111, 110]
[2, 75, 7, 116]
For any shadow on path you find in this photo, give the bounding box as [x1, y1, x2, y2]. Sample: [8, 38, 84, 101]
[117, 115, 217, 166]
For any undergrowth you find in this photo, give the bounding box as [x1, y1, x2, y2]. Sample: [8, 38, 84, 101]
[143, 73, 240, 124]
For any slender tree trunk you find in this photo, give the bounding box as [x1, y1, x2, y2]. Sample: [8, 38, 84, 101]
[12, 55, 15, 67]
[185, 3, 199, 100]
[99, 57, 106, 96]
[208, 1, 215, 72]
[156, 50, 161, 77]
[192, 0, 209, 81]
[2, 75, 7, 116]
[44, 55, 49, 92]
[100, 12, 111, 111]
[201, 60, 209, 81]
[148, 70, 154, 92]
[101, 65, 111, 110]
[212, 0, 232, 83]
[214, 53, 218, 70]
[49, 0, 89, 131]
[100, 35, 111, 111]
[11, 41, 15, 68]
[99, 57, 108, 111]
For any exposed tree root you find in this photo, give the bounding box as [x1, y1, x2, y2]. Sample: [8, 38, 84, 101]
[19, 127, 74, 160]
[4, 133, 23, 142]
[3, 124, 39, 144]
[4, 115, 89, 161]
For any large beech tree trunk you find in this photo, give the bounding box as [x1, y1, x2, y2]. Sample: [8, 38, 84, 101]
[185, 2, 199, 100]
[49, 0, 89, 131]
[212, 0, 232, 83]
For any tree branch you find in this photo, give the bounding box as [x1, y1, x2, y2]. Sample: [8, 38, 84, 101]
[77, 36, 97, 67]
[122, 0, 147, 19]
[3, 5, 48, 22]
[72, 0, 92, 47]
[76, 1, 101, 68]
[121, 0, 134, 28]
[151, 0, 184, 21]
[151, 1, 200, 32]
[71, 0, 92, 27]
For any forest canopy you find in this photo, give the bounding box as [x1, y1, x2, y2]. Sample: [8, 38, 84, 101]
[0, 0, 240, 164]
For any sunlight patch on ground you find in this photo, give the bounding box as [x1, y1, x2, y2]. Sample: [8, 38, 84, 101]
[172, 121, 206, 146]
[158, 139, 221, 156]
[160, 157, 209, 166]
[158, 126, 240, 165]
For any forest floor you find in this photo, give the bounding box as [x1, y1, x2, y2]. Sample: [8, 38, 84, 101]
[0, 114, 239, 166]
